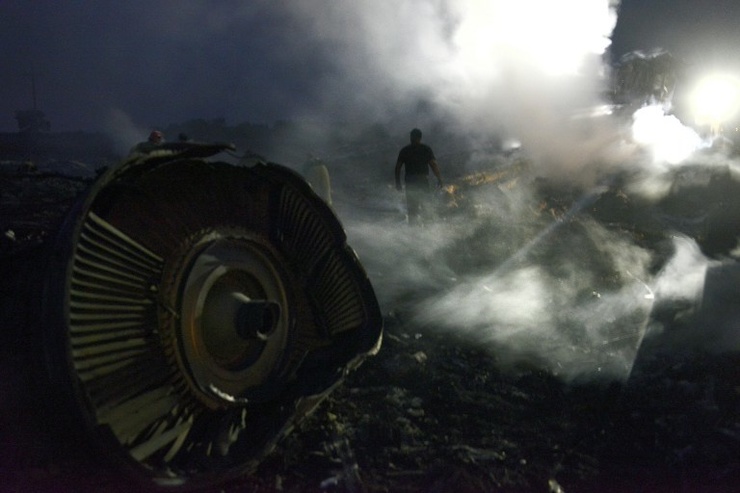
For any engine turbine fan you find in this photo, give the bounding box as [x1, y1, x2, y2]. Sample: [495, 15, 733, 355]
[35, 143, 382, 489]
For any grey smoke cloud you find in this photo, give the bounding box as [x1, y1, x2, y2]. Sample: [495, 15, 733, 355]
[344, 179, 661, 381]
[652, 235, 712, 305]
[344, 166, 729, 382]
[410, 215, 656, 381]
[282, 1, 623, 176]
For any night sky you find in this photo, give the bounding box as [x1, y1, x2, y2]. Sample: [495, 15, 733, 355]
[610, 0, 740, 67]
[1, 1, 739, 136]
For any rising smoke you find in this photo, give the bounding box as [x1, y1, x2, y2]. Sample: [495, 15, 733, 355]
[283, 0, 624, 177]
[98, 0, 626, 174]
[281, 0, 732, 381]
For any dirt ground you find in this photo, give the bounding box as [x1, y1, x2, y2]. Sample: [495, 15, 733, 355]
[245, 319, 740, 493]
[2, 313, 739, 493]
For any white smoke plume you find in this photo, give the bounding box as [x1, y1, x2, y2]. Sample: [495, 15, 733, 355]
[281, 0, 623, 178]
[345, 180, 660, 382]
[281, 1, 645, 382]
[411, 216, 655, 381]
[294, 0, 740, 382]
[652, 235, 712, 305]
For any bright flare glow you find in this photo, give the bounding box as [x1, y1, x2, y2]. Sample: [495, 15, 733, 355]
[632, 105, 703, 164]
[289, 0, 621, 171]
[450, 0, 616, 78]
[691, 74, 740, 126]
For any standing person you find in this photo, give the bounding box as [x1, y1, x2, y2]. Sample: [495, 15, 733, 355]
[394, 128, 443, 225]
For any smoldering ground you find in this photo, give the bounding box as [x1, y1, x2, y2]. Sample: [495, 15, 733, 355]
[337, 168, 721, 398]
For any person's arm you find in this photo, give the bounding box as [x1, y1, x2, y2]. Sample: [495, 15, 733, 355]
[395, 160, 403, 191]
[429, 159, 443, 187]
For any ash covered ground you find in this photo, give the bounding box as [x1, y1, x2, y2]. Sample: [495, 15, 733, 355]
[2, 148, 740, 493]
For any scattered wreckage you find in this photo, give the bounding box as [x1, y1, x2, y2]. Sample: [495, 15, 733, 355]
[0, 141, 383, 489]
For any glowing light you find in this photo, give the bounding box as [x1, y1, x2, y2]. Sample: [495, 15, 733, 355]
[450, 0, 617, 78]
[691, 74, 740, 126]
[631, 105, 703, 164]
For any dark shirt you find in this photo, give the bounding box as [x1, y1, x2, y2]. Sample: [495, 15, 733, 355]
[397, 143, 435, 177]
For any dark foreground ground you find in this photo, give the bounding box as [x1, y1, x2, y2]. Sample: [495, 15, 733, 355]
[2, 314, 739, 493]
[259, 319, 740, 493]
[2, 158, 740, 492]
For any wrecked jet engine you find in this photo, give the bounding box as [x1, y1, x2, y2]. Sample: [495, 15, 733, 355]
[0, 142, 382, 489]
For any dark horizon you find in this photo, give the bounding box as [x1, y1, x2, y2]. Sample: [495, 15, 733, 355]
[2, 1, 739, 138]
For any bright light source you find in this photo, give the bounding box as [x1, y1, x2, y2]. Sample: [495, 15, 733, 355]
[632, 105, 703, 164]
[691, 74, 740, 126]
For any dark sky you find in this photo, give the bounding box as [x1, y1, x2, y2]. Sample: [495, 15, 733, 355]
[0, 1, 336, 133]
[1, 1, 739, 135]
[610, 0, 740, 70]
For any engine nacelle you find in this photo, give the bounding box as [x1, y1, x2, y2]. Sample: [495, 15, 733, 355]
[2, 142, 382, 489]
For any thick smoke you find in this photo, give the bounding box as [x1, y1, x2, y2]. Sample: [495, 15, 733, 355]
[283, 0, 623, 178]
[302, 0, 653, 381]
[293, 0, 733, 381]
[651, 236, 710, 306]
[346, 187, 659, 382]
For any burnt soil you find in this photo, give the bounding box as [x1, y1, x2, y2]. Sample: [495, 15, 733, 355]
[2, 316, 739, 493]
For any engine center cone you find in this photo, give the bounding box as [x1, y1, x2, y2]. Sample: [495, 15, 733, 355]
[177, 237, 290, 406]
